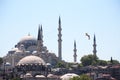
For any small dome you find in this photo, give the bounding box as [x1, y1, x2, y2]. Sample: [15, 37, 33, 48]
[60, 73, 79, 80]
[5, 62, 11, 66]
[17, 55, 46, 65]
[9, 48, 22, 54]
[10, 48, 19, 51]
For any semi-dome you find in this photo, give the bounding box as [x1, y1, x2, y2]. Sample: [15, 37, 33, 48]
[17, 55, 46, 65]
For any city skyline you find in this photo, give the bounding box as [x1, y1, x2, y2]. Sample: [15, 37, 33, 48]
[0, 0, 120, 62]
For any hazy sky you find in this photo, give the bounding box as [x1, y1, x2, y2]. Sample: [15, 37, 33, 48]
[0, 0, 120, 62]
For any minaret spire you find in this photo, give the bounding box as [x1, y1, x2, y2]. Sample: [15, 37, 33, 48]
[40, 25, 43, 42]
[37, 25, 42, 40]
[37, 24, 43, 52]
[73, 40, 77, 62]
[59, 16, 61, 25]
[58, 16, 62, 60]
[93, 34, 97, 60]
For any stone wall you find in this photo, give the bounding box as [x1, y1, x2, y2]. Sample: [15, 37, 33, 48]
[23, 77, 61, 80]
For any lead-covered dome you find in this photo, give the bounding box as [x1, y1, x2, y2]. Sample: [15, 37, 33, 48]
[17, 35, 37, 50]
[19, 35, 36, 42]
[17, 55, 46, 65]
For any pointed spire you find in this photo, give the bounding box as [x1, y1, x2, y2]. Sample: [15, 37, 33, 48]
[41, 25, 43, 31]
[94, 34, 96, 42]
[37, 24, 43, 53]
[59, 16, 61, 25]
[37, 24, 42, 40]
[74, 40, 76, 48]
[40, 25, 43, 41]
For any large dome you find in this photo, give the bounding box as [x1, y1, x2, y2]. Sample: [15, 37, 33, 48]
[17, 55, 46, 65]
[17, 35, 37, 50]
[19, 35, 36, 42]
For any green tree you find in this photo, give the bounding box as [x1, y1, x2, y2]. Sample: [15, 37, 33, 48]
[80, 54, 119, 66]
[70, 74, 92, 80]
[0, 57, 3, 65]
[70, 76, 80, 80]
[112, 60, 119, 64]
[66, 63, 73, 68]
[80, 54, 98, 66]
[12, 77, 21, 80]
[98, 60, 107, 66]
[79, 74, 92, 80]
[108, 59, 119, 65]
[56, 61, 65, 68]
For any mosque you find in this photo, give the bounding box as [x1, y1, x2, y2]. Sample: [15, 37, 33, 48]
[3, 17, 66, 69]
[1, 17, 98, 79]
[1, 18, 63, 76]
[3, 17, 97, 69]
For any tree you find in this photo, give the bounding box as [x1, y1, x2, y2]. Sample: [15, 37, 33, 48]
[112, 60, 119, 64]
[80, 54, 119, 66]
[56, 61, 65, 68]
[97, 60, 107, 66]
[110, 57, 113, 64]
[0, 57, 3, 65]
[108, 59, 119, 65]
[70, 76, 80, 80]
[12, 77, 21, 80]
[70, 74, 92, 80]
[79, 74, 92, 80]
[80, 54, 98, 66]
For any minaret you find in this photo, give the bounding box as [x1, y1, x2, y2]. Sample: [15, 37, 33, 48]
[73, 40, 77, 62]
[37, 24, 43, 52]
[58, 16, 62, 60]
[93, 34, 97, 60]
